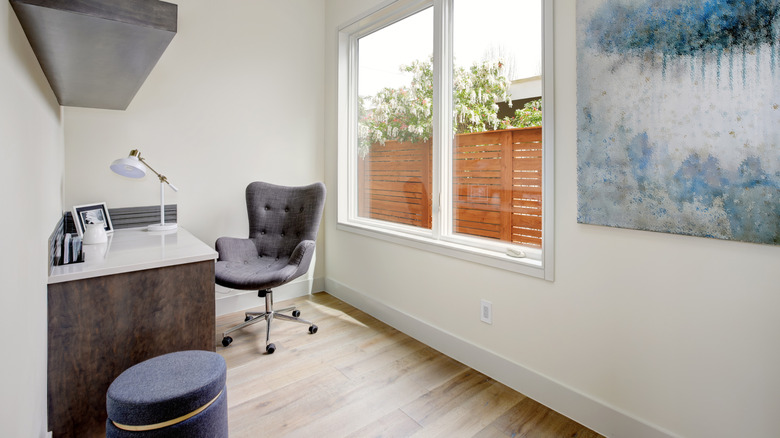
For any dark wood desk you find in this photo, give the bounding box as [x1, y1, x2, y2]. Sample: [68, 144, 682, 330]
[47, 228, 217, 438]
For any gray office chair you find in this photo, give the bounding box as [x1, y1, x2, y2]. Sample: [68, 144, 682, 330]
[215, 181, 325, 354]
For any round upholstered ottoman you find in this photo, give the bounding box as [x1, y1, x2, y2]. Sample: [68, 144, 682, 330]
[106, 350, 228, 438]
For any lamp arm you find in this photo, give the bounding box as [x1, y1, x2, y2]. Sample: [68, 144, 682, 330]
[138, 157, 178, 192]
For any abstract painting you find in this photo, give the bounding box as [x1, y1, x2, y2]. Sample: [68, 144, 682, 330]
[577, 0, 780, 245]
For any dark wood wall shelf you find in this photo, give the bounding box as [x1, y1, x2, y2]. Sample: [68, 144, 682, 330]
[9, 0, 177, 110]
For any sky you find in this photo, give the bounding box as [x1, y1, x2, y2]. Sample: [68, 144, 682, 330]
[358, 0, 542, 97]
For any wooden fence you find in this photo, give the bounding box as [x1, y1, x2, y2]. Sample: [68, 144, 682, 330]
[358, 126, 542, 248]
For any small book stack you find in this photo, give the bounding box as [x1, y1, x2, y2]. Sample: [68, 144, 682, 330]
[55, 233, 85, 266]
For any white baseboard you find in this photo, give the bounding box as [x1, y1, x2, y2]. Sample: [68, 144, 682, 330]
[324, 278, 678, 438]
[215, 276, 325, 316]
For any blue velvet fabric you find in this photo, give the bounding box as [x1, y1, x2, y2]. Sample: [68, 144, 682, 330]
[106, 350, 227, 437]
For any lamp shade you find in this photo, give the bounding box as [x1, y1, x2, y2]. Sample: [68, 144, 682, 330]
[110, 155, 146, 178]
[108, 148, 178, 232]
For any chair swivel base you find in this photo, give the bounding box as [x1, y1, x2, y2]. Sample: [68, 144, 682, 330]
[220, 289, 317, 354]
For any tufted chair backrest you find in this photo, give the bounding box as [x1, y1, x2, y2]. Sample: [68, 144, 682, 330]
[246, 181, 326, 260]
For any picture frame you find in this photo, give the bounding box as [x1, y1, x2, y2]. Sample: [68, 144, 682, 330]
[72, 202, 113, 237]
[576, 0, 780, 246]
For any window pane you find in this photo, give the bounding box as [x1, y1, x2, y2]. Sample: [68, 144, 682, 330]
[452, 0, 543, 247]
[357, 8, 434, 229]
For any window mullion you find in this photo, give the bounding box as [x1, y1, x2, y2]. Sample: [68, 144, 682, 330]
[346, 34, 360, 223]
[432, 0, 453, 240]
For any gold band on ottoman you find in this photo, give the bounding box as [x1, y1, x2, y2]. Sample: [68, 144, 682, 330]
[111, 390, 223, 432]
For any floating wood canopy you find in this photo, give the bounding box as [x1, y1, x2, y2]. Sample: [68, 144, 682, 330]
[10, 0, 177, 110]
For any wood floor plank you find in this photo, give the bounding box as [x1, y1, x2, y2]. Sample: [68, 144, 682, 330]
[345, 409, 422, 438]
[401, 369, 500, 426]
[483, 397, 603, 438]
[289, 348, 453, 437]
[408, 377, 526, 437]
[472, 425, 510, 438]
[335, 334, 428, 380]
[227, 366, 349, 437]
[216, 292, 604, 438]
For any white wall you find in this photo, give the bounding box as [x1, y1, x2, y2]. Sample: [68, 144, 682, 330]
[323, 1, 780, 437]
[63, 0, 327, 281]
[1, 4, 65, 437]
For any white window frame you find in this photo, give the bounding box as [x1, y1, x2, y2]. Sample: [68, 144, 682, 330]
[337, 0, 555, 280]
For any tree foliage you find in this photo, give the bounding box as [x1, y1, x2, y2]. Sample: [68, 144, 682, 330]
[512, 98, 543, 128]
[358, 58, 542, 155]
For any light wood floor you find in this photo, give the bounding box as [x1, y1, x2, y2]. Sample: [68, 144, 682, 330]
[215, 292, 603, 438]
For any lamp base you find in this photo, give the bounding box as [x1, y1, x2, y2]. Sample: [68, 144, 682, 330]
[147, 223, 178, 232]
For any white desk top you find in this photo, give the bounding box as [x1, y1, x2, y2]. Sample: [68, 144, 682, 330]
[48, 227, 218, 284]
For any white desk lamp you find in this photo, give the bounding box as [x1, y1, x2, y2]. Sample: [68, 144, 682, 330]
[110, 149, 178, 232]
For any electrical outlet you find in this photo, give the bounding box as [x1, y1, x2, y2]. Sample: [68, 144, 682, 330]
[480, 299, 492, 324]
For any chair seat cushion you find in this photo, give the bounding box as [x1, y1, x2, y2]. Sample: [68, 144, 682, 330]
[215, 257, 297, 290]
[106, 350, 226, 427]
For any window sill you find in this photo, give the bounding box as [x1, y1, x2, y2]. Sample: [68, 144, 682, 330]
[337, 221, 550, 280]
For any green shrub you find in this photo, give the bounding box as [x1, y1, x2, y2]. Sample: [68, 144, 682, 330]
[358, 58, 541, 155]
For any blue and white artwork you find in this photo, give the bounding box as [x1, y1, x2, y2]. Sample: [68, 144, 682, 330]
[577, 0, 780, 245]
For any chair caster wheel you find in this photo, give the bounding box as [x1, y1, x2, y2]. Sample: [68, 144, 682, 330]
[221, 337, 233, 347]
[309, 325, 318, 334]
[292, 310, 301, 317]
[266, 343, 276, 354]
[245, 315, 253, 322]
